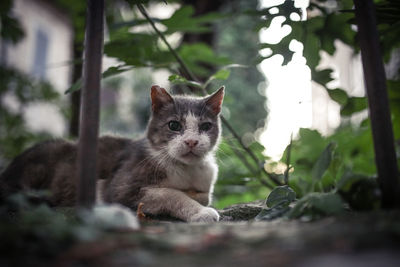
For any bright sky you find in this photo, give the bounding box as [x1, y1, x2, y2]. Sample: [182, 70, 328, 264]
[258, 0, 312, 160]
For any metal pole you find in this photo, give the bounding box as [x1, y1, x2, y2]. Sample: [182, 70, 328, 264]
[77, 0, 104, 208]
[353, 0, 399, 208]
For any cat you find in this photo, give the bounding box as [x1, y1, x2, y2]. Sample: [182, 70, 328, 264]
[0, 85, 224, 222]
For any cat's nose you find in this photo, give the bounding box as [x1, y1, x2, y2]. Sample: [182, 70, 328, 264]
[185, 139, 199, 148]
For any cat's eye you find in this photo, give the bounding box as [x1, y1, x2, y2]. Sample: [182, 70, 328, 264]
[200, 122, 212, 131]
[168, 120, 182, 131]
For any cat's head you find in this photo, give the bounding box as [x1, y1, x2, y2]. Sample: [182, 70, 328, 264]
[147, 85, 224, 164]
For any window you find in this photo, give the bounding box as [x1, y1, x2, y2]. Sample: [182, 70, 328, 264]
[31, 28, 49, 79]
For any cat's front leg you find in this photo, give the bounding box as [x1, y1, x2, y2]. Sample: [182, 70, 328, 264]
[139, 187, 219, 222]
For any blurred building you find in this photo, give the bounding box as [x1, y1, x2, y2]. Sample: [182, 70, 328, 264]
[0, 0, 73, 136]
[311, 40, 367, 135]
[311, 41, 400, 135]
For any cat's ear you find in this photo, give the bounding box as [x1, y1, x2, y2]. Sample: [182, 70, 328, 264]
[205, 86, 224, 115]
[151, 85, 173, 112]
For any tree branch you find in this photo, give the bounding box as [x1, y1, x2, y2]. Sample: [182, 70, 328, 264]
[226, 138, 274, 189]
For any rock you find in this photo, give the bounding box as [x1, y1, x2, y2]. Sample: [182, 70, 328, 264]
[218, 200, 264, 221]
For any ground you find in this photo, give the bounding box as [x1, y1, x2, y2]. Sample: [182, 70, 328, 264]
[51, 202, 400, 267]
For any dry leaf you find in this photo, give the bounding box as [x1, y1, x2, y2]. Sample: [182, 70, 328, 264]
[136, 202, 147, 221]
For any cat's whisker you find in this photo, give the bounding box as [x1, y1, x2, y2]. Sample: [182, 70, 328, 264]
[134, 155, 156, 170]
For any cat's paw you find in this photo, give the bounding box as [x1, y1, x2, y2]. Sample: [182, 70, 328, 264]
[189, 207, 220, 223]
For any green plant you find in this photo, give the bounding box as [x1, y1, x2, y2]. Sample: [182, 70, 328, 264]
[253, 0, 399, 218]
[0, 67, 61, 167]
[256, 126, 381, 221]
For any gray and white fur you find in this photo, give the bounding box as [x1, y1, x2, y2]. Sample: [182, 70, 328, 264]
[0, 85, 225, 222]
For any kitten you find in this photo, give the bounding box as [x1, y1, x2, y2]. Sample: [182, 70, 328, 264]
[0, 85, 224, 222]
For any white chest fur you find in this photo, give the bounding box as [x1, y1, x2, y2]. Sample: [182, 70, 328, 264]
[161, 154, 218, 193]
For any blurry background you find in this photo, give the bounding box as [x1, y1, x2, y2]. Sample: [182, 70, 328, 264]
[1, 0, 399, 209]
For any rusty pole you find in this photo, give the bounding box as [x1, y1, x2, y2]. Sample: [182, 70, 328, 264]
[77, 0, 104, 208]
[353, 0, 399, 208]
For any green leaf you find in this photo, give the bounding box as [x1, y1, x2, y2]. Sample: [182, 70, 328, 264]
[0, 0, 25, 44]
[102, 65, 132, 79]
[336, 171, 371, 192]
[161, 6, 222, 34]
[266, 185, 296, 208]
[65, 65, 132, 94]
[104, 30, 173, 67]
[65, 79, 82, 95]
[255, 205, 291, 221]
[212, 69, 230, 81]
[179, 43, 231, 77]
[288, 192, 344, 219]
[204, 64, 246, 88]
[327, 88, 348, 106]
[312, 68, 334, 88]
[258, 39, 295, 66]
[1, 15, 25, 44]
[311, 142, 336, 182]
[168, 74, 187, 83]
[387, 80, 400, 100]
[256, 1, 302, 29]
[340, 97, 367, 116]
[302, 17, 325, 69]
[247, 141, 267, 160]
[339, 178, 380, 210]
[317, 13, 356, 55]
[168, 74, 202, 88]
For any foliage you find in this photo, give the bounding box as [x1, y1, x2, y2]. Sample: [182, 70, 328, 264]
[82, 2, 231, 81]
[258, 0, 355, 85]
[288, 192, 344, 219]
[252, 0, 400, 220]
[0, 1, 66, 166]
[64, 0, 267, 138]
[0, 67, 61, 167]
[214, 0, 268, 136]
[0, 0, 24, 44]
[374, 0, 400, 62]
[256, 135, 377, 221]
[266, 185, 296, 208]
[214, 138, 272, 209]
[256, 184, 344, 221]
[258, 0, 400, 138]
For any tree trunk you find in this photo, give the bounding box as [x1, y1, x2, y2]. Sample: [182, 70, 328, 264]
[77, 0, 104, 209]
[353, 0, 400, 208]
